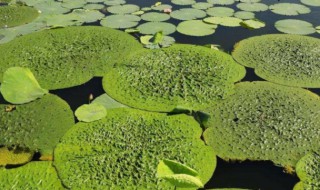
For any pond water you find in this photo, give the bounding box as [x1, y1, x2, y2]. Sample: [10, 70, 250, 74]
[1, 0, 320, 189]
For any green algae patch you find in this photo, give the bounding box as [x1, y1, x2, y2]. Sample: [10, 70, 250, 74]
[294, 153, 320, 190]
[54, 108, 216, 189]
[0, 147, 33, 166]
[0, 94, 74, 156]
[103, 45, 245, 112]
[0, 26, 142, 90]
[202, 81, 320, 167]
[0, 5, 39, 28]
[0, 161, 64, 189]
[232, 34, 320, 88]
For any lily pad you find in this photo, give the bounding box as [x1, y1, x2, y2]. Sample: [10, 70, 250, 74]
[157, 159, 204, 188]
[0, 162, 64, 189]
[54, 108, 216, 189]
[137, 22, 176, 35]
[0, 147, 33, 166]
[232, 34, 320, 87]
[203, 81, 320, 167]
[316, 26, 320, 33]
[295, 153, 320, 189]
[207, 0, 235, 5]
[234, 11, 255, 19]
[237, 3, 268, 12]
[204, 17, 242, 27]
[140, 34, 175, 48]
[0, 94, 74, 156]
[101, 14, 140, 29]
[33, 1, 70, 15]
[300, 0, 320, 6]
[61, 0, 86, 9]
[83, 3, 105, 9]
[0, 5, 39, 28]
[275, 19, 316, 35]
[107, 4, 139, 14]
[151, 4, 172, 11]
[102, 44, 245, 112]
[171, 0, 196, 5]
[70, 9, 105, 23]
[171, 8, 206, 21]
[75, 103, 107, 122]
[240, 19, 265, 29]
[177, 20, 217, 36]
[192, 2, 213, 10]
[103, 0, 125, 6]
[0, 26, 142, 89]
[0, 67, 48, 104]
[92, 93, 128, 109]
[269, 3, 311, 16]
[206, 7, 234, 17]
[141, 12, 170, 22]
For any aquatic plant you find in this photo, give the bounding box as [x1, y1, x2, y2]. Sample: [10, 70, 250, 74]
[171, 8, 206, 21]
[0, 26, 142, 89]
[0, 162, 64, 189]
[275, 19, 316, 35]
[91, 93, 128, 109]
[0, 5, 39, 28]
[75, 103, 107, 122]
[137, 22, 176, 35]
[177, 20, 217, 36]
[203, 81, 320, 167]
[0, 94, 74, 156]
[300, 0, 320, 7]
[103, 44, 245, 112]
[100, 14, 141, 29]
[294, 153, 320, 190]
[232, 34, 320, 87]
[204, 17, 243, 27]
[54, 108, 216, 189]
[269, 3, 310, 16]
[0, 146, 33, 166]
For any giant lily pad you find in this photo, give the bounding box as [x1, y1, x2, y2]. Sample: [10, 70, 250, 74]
[0, 26, 142, 89]
[177, 20, 217, 36]
[294, 153, 320, 189]
[275, 19, 316, 35]
[0, 67, 48, 104]
[141, 12, 170, 22]
[301, 0, 320, 6]
[0, 162, 64, 189]
[102, 45, 245, 112]
[206, 7, 234, 17]
[0, 94, 74, 156]
[232, 34, 320, 87]
[54, 108, 216, 189]
[171, 8, 206, 21]
[107, 4, 139, 14]
[137, 22, 176, 35]
[237, 3, 268, 12]
[269, 3, 311, 16]
[100, 15, 140, 29]
[203, 81, 320, 167]
[0, 5, 39, 28]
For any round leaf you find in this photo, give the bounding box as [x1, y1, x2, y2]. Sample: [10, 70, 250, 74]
[275, 19, 316, 35]
[101, 14, 140, 29]
[137, 22, 176, 35]
[177, 20, 217, 36]
[75, 103, 107, 122]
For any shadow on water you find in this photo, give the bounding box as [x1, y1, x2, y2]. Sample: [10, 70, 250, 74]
[205, 158, 299, 190]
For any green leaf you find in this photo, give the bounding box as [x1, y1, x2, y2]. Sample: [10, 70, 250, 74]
[92, 93, 128, 109]
[157, 159, 204, 188]
[275, 19, 316, 35]
[171, 0, 196, 5]
[206, 7, 234, 17]
[300, 0, 320, 6]
[240, 19, 265, 29]
[75, 103, 107, 122]
[192, 2, 213, 10]
[141, 12, 170, 22]
[100, 15, 140, 29]
[0, 67, 48, 104]
[204, 17, 242, 27]
[137, 22, 176, 35]
[234, 11, 255, 19]
[207, 0, 235, 5]
[269, 3, 310, 16]
[171, 8, 206, 21]
[177, 20, 217, 36]
[107, 4, 140, 14]
[237, 3, 268, 12]
[153, 31, 164, 44]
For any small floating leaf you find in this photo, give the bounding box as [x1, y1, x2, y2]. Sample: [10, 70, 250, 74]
[75, 103, 107, 122]
[103, 0, 125, 6]
[204, 16, 242, 27]
[316, 26, 320, 33]
[300, 0, 320, 7]
[192, 2, 213, 9]
[151, 4, 172, 11]
[141, 12, 170, 22]
[137, 22, 176, 35]
[92, 93, 128, 109]
[0, 67, 48, 104]
[207, 0, 235, 5]
[275, 19, 315, 35]
[107, 4, 139, 14]
[234, 11, 255, 19]
[171, 0, 196, 5]
[100, 14, 140, 29]
[171, 8, 206, 21]
[240, 19, 265, 29]
[0, 147, 33, 166]
[0, 5, 40, 28]
[206, 7, 234, 17]
[83, 3, 105, 10]
[269, 3, 310, 16]
[237, 3, 268, 12]
[177, 20, 217, 36]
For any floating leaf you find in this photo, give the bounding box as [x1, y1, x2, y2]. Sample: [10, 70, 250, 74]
[237, 3, 268, 12]
[207, 0, 235, 5]
[300, 0, 320, 6]
[125, 28, 139, 33]
[140, 34, 175, 48]
[70, 9, 105, 23]
[0, 5, 39, 28]
[33, 1, 70, 15]
[177, 20, 217, 36]
[75, 103, 107, 122]
[192, 2, 213, 9]
[240, 19, 265, 29]
[61, 0, 86, 9]
[103, 0, 125, 6]
[141, 12, 170, 22]
[107, 4, 139, 14]
[131, 10, 144, 15]
[204, 17, 242, 27]
[0, 147, 33, 166]
[137, 22, 176, 35]
[151, 4, 172, 11]
[240, 0, 260, 2]
[171, 8, 206, 21]
[83, 3, 105, 9]
[206, 7, 234, 17]
[171, 0, 196, 5]
[157, 159, 204, 188]
[0, 67, 48, 104]
[234, 11, 255, 19]
[316, 26, 320, 33]
[275, 19, 315, 35]
[269, 3, 310, 16]
[101, 15, 140, 29]
[92, 93, 128, 109]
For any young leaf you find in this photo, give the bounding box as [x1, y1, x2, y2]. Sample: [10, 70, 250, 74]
[152, 31, 164, 44]
[75, 103, 107, 122]
[0, 67, 48, 104]
[157, 159, 204, 188]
